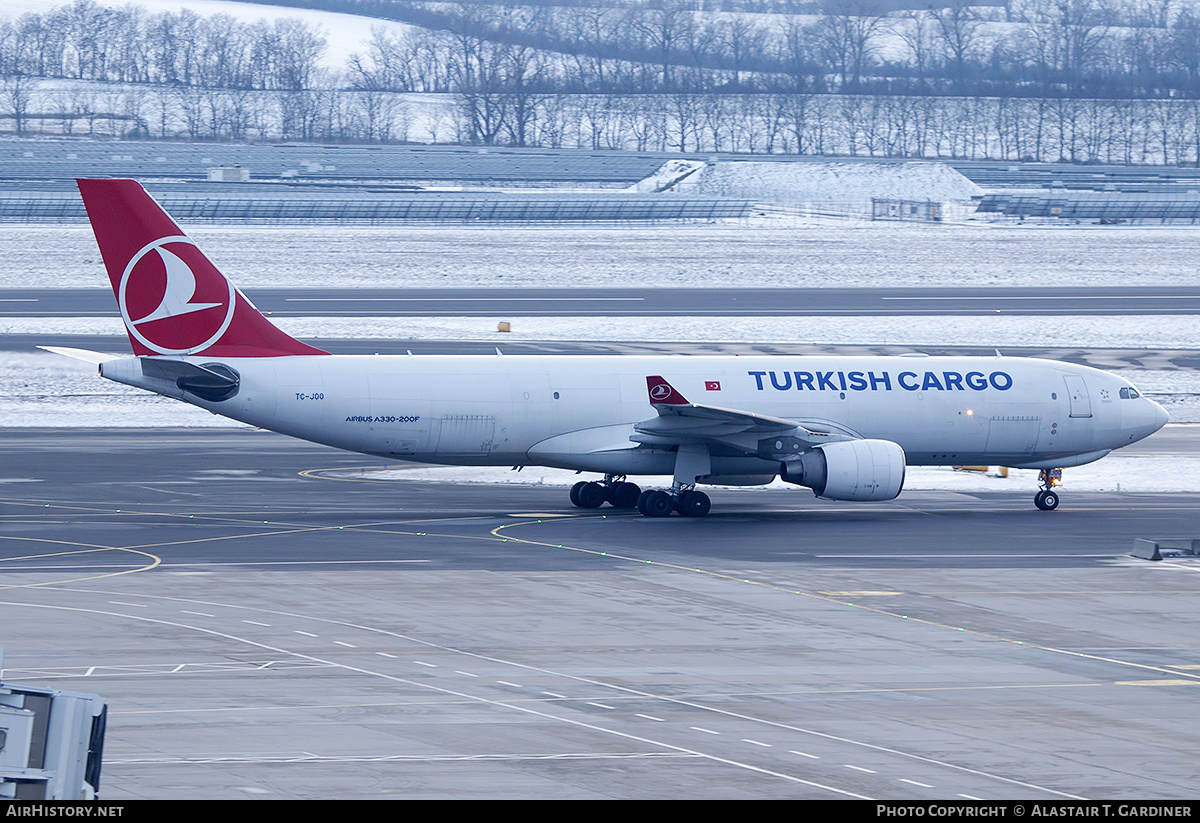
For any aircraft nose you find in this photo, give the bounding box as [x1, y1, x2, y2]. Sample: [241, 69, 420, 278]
[1135, 398, 1169, 439]
[1121, 398, 1169, 447]
[1152, 400, 1170, 432]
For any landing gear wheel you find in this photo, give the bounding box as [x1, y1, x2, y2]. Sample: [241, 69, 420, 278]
[569, 481, 588, 508]
[677, 490, 711, 518]
[610, 481, 641, 509]
[636, 490, 653, 514]
[576, 481, 607, 509]
[640, 490, 674, 518]
[1034, 489, 1059, 511]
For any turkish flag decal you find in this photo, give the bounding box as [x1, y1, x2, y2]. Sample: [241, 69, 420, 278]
[705, 381, 721, 391]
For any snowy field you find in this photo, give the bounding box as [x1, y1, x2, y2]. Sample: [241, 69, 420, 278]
[7, 220, 1200, 290]
[4, 0, 418, 69]
[6, 314, 1199, 431]
[6, 313, 1200, 352]
[5, 343, 1193, 495]
[334, 456, 1200, 495]
[683, 160, 985, 209]
[3, 215, 1197, 494]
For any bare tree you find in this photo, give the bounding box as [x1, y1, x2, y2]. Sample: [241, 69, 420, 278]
[1011, 0, 1113, 94]
[559, 7, 623, 92]
[1170, 7, 1200, 94]
[896, 9, 943, 90]
[775, 17, 821, 92]
[261, 18, 326, 91]
[930, 0, 986, 91]
[812, 0, 888, 92]
[1, 73, 35, 135]
[628, 0, 695, 91]
[714, 15, 767, 90]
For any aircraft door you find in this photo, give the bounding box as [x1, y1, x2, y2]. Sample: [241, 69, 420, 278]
[1063, 375, 1092, 418]
[984, 414, 1041, 455]
[435, 414, 496, 454]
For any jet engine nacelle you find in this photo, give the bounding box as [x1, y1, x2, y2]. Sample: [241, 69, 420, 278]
[780, 439, 906, 502]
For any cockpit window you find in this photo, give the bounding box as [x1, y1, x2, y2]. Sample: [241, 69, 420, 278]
[1119, 387, 1140, 399]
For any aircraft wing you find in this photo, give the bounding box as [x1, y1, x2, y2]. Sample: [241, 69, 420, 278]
[634, 376, 850, 459]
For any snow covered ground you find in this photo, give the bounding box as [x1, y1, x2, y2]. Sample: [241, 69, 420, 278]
[6, 315, 1199, 429]
[682, 160, 984, 210]
[8, 220, 1200, 290]
[6, 341, 1189, 495]
[333, 455, 1200, 495]
[4, 0, 417, 70]
[2, 158, 1196, 494]
[5, 216, 1198, 432]
[5, 313, 1198, 352]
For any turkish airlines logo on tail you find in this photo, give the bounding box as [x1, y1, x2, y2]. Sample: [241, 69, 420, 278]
[119, 237, 236, 355]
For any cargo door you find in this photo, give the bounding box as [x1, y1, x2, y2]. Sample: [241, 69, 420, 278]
[435, 414, 496, 454]
[985, 415, 1041, 455]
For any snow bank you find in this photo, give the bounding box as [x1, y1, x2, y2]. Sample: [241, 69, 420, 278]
[344, 457, 1200, 495]
[681, 160, 985, 210]
[10, 313, 1200, 351]
[9, 334, 1199, 429]
[630, 160, 708, 193]
[11, 222, 1200, 292]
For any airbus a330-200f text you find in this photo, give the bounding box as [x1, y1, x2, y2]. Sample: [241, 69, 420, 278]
[44, 179, 1169, 518]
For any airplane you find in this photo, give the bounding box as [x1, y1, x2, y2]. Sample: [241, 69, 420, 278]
[43, 178, 1169, 518]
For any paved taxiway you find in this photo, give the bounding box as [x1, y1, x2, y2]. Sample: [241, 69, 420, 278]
[8, 284, 1200, 371]
[7, 285, 1200, 317]
[2, 429, 1199, 799]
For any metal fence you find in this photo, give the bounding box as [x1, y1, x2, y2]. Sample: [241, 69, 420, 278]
[977, 191, 1200, 222]
[0, 187, 753, 223]
[0, 139, 671, 185]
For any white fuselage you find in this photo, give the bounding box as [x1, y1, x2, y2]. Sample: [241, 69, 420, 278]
[99, 353, 1168, 484]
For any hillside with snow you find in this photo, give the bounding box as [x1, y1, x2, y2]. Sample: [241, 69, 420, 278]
[680, 160, 985, 209]
[4, 0, 415, 69]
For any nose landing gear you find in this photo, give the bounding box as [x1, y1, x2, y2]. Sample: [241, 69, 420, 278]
[1034, 468, 1062, 511]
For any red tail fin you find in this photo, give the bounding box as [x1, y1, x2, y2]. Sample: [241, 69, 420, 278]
[77, 179, 328, 358]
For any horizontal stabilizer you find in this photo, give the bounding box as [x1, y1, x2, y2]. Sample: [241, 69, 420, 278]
[37, 346, 120, 365]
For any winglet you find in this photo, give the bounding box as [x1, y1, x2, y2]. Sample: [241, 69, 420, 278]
[646, 375, 689, 405]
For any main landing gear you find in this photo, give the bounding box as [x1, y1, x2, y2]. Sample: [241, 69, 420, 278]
[568, 477, 712, 518]
[569, 475, 641, 510]
[636, 486, 710, 518]
[1034, 468, 1063, 511]
[572, 445, 716, 518]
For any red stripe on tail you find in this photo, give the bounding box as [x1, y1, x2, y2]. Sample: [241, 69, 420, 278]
[77, 179, 328, 358]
